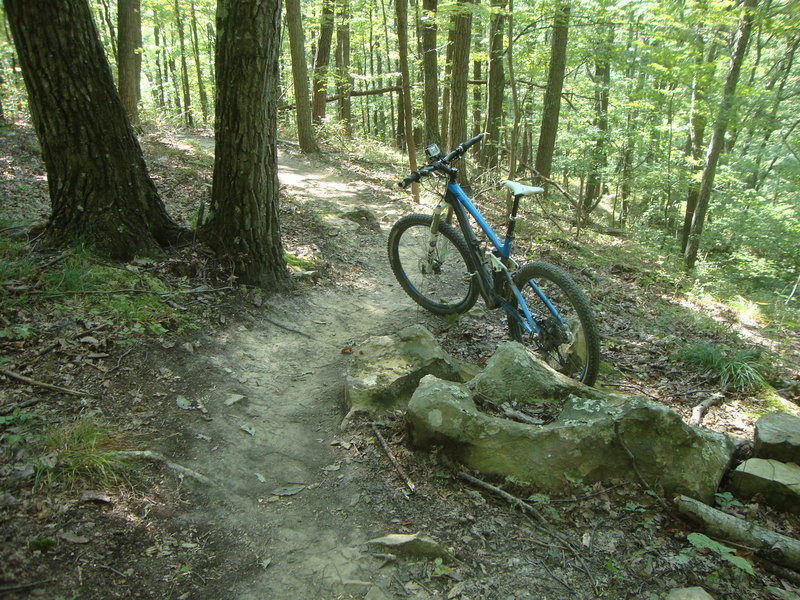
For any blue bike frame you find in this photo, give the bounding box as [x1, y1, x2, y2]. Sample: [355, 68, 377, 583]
[444, 181, 567, 337]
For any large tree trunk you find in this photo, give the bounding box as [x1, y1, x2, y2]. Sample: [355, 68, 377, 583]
[684, 0, 757, 270]
[5, 0, 184, 260]
[202, 0, 287, 289]
[421, 0, 440, 146]
[117, 0, 142, 126]
[481, 0, 506, 171]
[285, 0, 320, 154]
[311, 0, 335, 123]
[533, 1, 569, 181]
[396, 0, 419, 200]
[447, 0, 473, 180]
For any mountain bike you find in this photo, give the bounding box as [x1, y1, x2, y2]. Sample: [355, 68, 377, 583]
[387, 133, 600, 385]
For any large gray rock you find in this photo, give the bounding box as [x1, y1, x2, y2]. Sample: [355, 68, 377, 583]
[729, 458, 800, 513]
[345, 325, 467, 410]
[470, 342, 603, 404]
[754, 412, 800, 464]
[407, 375, 734, 503]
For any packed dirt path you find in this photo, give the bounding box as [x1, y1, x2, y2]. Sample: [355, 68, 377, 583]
[173, 150, 429, 598]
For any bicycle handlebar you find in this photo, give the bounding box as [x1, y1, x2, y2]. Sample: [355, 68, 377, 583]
[399, 133, 485, 189]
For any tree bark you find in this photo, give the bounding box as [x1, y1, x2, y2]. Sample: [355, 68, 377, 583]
[506, 0, 520, 178]
[190, 0, 210, 123]
[312, 0, 335, 123]
[447, 0, 473, 180]
[396, 0, 419, 200]
[684, 0, 757, 270]
[533, 2, 569, 181]
[583, 24, 613, 216]
[285, 0, 320, 154]
[117, 0, 142, 126]
[335, 0, 352, 133]
[681, 35, 715, 253]
[175, 0, 194, 127]
[481, 0, 506, 171]
[4, 0, 184, 260]
[202, 0, 287, 289]
[421, 0, 440, 146]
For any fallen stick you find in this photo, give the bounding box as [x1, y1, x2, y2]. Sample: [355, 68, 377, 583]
[0, 368, 93, 398]
[675, 494, 800, 573]
[688, 393, 724, 426]
[115, 450, 214, 486]
[370, 423, 415, 493]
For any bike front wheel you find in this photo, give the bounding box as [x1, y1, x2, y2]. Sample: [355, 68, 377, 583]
[507, 261, 600, 386]
[388, 213, 479, 315]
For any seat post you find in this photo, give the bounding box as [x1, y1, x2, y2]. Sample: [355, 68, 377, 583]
[506, 193, 522, 241]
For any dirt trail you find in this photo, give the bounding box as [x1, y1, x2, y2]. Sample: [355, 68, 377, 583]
[173, 150, 426, 598]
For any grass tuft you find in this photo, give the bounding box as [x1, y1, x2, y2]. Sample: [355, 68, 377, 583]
[33, 416, 130, 491]
[678, 343, 767, 393]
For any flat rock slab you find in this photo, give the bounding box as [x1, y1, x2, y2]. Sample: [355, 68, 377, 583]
[345, 324, 467, 411]
[730, 458, 800, 513]
[754, 412, 800, 464]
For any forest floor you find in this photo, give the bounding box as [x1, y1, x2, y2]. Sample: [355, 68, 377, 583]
[1, 123, 800, 600]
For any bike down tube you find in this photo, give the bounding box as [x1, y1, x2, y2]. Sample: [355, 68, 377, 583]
[446, 183, 511, 258]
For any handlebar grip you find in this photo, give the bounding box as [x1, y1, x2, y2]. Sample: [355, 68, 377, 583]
[460, 133, 485, 152]
[399, 173, 419, 189]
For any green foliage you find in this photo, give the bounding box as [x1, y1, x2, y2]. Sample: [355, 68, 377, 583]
[0, 409, 40, 448]
[28, 537, 58, 552]
[686, 532, 755, 576]
[714, 492, 744, 510]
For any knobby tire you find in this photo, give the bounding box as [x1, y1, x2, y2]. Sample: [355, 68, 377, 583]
[388, 213, 479, 315]
[508, 261, 600, 386]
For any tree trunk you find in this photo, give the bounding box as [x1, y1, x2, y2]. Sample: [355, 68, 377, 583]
[202, 0, 287, 289]
[190, 0, 210, 123]
[681, 35, 716, 253]
[4, 0, 184, 260]
[312, 0, 334, 123]
[447, 0, 473, 180]
[153, 20, 167, 107]
[533, 1, 569, 181]
[583, 24, 613, 216]
[175, 0, 193, 127]
[506, 0, 520, 178]
[335, 0, 352, 133]
[285, 0, 320, 154]
[421, 0, 440, 146]
[396, 0, 419, 200]
[117, 0, 142, 126]
[481, 0, 506, 171]
[441, 23, 456, 149]
[684, 0, 757, 270]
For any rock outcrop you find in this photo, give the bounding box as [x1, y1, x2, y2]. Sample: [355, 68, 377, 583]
[407, 372, 734, 503]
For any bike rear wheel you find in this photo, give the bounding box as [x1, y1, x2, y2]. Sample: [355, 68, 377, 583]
[388, 213, 479, 315]
[507, 261, 600, 385]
